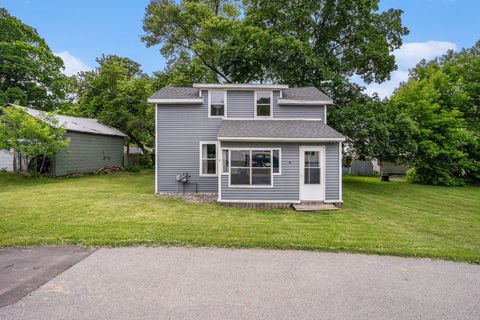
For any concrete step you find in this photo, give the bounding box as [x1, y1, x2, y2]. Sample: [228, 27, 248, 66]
[293, 203, 338, 212]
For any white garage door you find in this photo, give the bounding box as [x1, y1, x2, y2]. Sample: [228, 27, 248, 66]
[0, 149, 14, 172]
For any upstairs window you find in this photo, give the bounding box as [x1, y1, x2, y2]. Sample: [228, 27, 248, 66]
[209, 90, 226, 117]
[255, 91, 272, 117]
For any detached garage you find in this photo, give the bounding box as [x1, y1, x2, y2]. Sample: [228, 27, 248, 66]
[2, 106, 127, 176]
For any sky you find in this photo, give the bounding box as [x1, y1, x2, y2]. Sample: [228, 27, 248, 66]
[1, 0, 479, 98]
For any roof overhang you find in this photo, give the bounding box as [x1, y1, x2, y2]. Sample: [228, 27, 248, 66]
[147, 98, 203, 104]
[193, 84, 289, 90]
[218, 137, 346, 142]
[277, 99, 334, 106]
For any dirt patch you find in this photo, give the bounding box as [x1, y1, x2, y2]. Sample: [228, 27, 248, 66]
[157, 192, 218, 204]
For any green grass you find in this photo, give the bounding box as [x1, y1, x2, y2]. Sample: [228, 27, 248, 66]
[1, 170, 479, 263]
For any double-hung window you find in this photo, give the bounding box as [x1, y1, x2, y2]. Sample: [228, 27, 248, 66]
[230, 149, 280, 186]
[255, 91, 272, 117]
[209, 90, 226, 117]
[200, 142, 218, 176]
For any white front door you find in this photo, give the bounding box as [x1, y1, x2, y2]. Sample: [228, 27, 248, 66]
[299, 146, 325, 201]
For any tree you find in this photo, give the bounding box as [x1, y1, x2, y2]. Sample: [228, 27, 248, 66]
[0, 106, 70, 174]
[142, 0, 241, 83]
[333, 100, 417, 165]
[72, 55, 156, 153]
[153, 52, 217, 87]
[142, 0, 408, 104]
[0, 8, 67, 111]
[391, 42, 480, 186]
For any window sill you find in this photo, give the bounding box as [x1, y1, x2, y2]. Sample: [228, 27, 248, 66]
[227, 185, 274, 189]
[199, 174, 218, 177]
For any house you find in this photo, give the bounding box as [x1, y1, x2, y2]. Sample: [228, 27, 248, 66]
[124, 145, 151, 166]
[0, 149, 14, 172]
[1, 106, 127, 176]
[148, 84, 345, 207]
[343, 159, 408, 177]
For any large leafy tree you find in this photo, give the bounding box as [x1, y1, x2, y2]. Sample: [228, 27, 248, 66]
[0, 8, 66, 111]
[73, 55, 156, 153]
[391, 42, 480, 186]
[334, 100, 417, 164]
[142, 0, 408, 104]
[142, 0, 241, 83]
[153, 52, 218, 87]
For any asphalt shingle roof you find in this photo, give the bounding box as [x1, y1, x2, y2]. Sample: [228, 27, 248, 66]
[218, 120, 345, 140]
[282, 87, 332, 102]
[19, 106, 128, 138]
[150, 86, 332, 103]
[149, 86, 200, 100]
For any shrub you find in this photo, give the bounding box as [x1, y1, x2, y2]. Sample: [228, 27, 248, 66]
[125, 164, 141, 173]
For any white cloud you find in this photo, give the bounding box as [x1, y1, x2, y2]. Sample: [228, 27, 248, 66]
[357, 41, 457, 98]
[363, 70, 410, 98]
[54, 51, 92, 76]
[393, 41, 457, 69]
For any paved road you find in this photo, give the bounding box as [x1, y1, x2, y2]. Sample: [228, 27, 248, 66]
[0, 247, 479, 320]
[0, 246, 95, 308]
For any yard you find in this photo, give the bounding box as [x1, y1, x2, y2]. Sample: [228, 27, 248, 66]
[0, 170, 479, 263]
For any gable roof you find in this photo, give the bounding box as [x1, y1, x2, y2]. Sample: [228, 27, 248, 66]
[279, 87, 333, 105]
[282, 87, 332, 101]
[148, 85, 333, 105]
[9, 105, 127, 138]
[150, 86, 200, 99]
[218, 119, 345, 142]
[147, 86, 203, 104]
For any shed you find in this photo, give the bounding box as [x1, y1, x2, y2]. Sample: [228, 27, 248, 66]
[1, 106, 128, 176]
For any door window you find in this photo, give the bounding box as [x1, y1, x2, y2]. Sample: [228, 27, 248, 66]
[304, 151, 320, 184]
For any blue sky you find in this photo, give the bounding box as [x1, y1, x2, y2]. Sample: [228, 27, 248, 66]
[1, 0, 479, 97]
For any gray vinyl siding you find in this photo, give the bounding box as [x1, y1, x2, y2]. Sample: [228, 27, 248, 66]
[51, 131, 124, 176]
[325, 143, 340, 201]
[273, 91, 325, 121]
[225, 90, 325, 121]
[156, 91, 221, 192]
[220, 142, 341, 202]
[226, 90, 254, 118]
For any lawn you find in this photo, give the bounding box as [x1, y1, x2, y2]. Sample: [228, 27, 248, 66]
[0, 170, 479, 263]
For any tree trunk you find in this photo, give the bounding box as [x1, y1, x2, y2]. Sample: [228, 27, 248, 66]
[129, 135, 148, 155]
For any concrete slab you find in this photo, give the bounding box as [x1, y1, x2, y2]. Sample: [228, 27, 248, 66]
[293, 203, 338, 211]
[0, 246, 95, 308]
[0, 247, 479, 320]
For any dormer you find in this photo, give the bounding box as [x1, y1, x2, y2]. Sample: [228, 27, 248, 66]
[149, 84, 333, 123]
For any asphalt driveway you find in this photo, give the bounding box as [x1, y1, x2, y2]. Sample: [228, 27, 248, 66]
[0, 246, 95, 308]
[0, 247, 479, 320]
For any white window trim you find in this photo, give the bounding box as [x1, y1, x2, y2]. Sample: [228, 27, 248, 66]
[155, 104, 158, 194]
[199, 141, 220, 177]
[218, 137, 345, 142]
[227, 148, 278, 188]
[208, 90, 227, 118]
[339, 142, 343, 202]
[299, 146, 326, 202]
[273, 148, 281, 175]
[221, 148, 229, 175]
[254, 90, 273, 118]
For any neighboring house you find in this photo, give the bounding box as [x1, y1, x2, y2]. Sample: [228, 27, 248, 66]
[343, 159, 407, 176]
[1, 106, 127, 176]
[0, 149, 14, 172]
[149, 84, 345, 206]
[124, 146, 147, 166]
